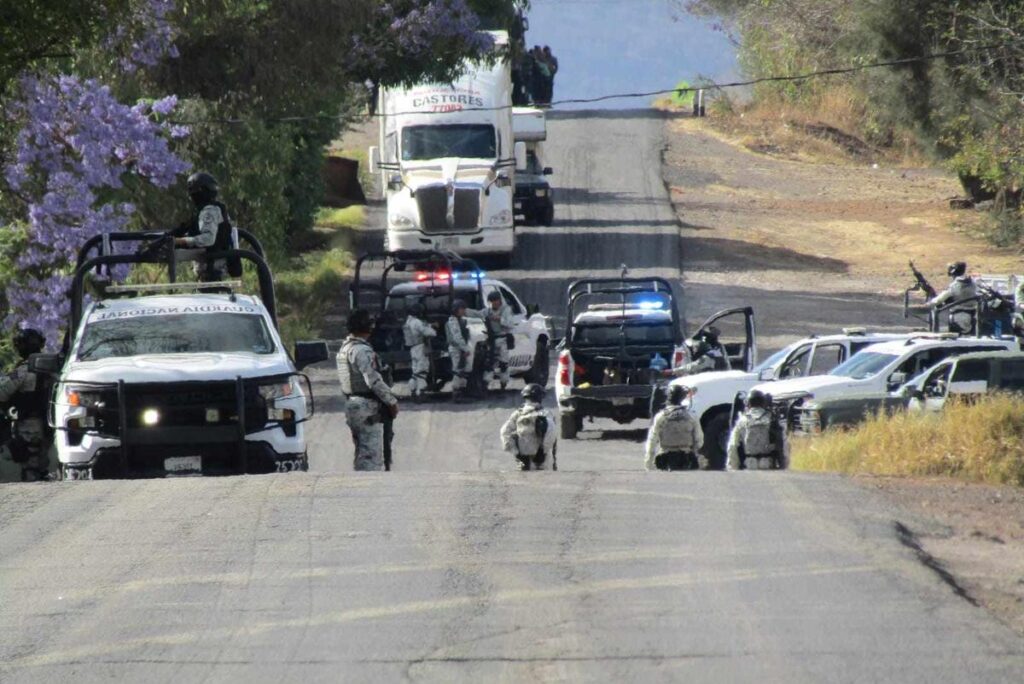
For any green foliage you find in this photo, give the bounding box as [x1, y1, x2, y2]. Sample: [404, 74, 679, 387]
[275, 248, 352, 347]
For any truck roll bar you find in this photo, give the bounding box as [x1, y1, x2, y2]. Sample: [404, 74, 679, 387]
[564, 276, 682, 344]
[70, 248, 277, 333]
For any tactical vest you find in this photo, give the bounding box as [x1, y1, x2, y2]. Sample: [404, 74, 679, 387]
[655, 407, 697, 452]
[338, 338, 374, 396]
[187, 201, 242, 277]
[11, 364, 46, 420]
[515, 404, 550, 456]
[741, 408, 774, 456]
[403, 317, 426, 348]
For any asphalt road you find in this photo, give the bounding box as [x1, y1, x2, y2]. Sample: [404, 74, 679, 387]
[1, 111, 1022, 682]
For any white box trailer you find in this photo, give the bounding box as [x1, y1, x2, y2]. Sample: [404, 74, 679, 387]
[371, 32, 523, 264]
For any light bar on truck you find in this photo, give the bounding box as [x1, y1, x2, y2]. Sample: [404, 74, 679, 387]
[413, 271, 486, 282]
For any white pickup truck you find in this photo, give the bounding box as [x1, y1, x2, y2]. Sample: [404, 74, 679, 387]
[668, 327, 915, 468]
[33, 231, 329, 480]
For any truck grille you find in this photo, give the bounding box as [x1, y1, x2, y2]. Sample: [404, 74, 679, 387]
[416, 185, 480, 234]
[124, 381, 264, 432]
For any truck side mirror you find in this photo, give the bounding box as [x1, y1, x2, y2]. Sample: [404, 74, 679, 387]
[368, 146, 380, 175]
[543, 167, 553, 175]
[28, 353, 64, 376]
[758, 367, 776, 382]
[887, 372, 907, 390]
[514, 141, 527, 172]
[294, 341, 330, 370]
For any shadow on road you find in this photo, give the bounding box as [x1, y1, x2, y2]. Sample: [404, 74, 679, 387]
[683, 236, 849, 273]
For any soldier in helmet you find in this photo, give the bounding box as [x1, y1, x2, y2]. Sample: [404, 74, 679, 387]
[337, 309, 399, 471]
[670, 326, 729, 377]
[929, 261, 978, 334]
[445, 299, 473, 402]
[173, 171, 240, 282]
[477, 290, 515, 391]
[403, 301, 437, 402]
[727, 389, 786, 470]
[0, 328, 51, 481]
[501, 383, 557, 470]
[644, 384, 703, 470]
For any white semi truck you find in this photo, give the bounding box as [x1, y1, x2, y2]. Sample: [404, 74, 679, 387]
[371, 32, 524, 266]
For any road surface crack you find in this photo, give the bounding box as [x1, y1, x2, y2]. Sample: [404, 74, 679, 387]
[894, 521, 979, 608]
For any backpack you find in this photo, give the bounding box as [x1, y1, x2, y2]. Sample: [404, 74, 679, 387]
[742, 409, 774, 456]
[515, 406, 550, 455]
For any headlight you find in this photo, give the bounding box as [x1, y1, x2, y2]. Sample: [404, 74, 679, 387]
[259, 380, 294, 401]
[489, 210, 513, 226]
[389, 214, 415, 230]
[65, 386, 103, 408]
[535, 188, 548, 197]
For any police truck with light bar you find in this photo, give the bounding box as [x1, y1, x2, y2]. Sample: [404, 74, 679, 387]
[31, 231, 329, 480]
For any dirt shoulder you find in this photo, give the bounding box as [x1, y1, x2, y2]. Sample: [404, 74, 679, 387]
[663, 114, 1020, 345]
[862, 477, 1024, 637]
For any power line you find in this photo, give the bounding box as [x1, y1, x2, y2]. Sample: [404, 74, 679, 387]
[168, 42, 1015, 125]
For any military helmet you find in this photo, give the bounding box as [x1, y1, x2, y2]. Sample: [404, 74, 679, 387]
[347, 309, 374, 335]
[409, 301, 425, 317]
[452, 298, 468, 313]
[700, 326, 721, 345]
[187, 171, 218, 196]
[522, 383, 545, 402]
[947, 261, 967, 278]
[667, 384, 689, 406]
[13, 328, 45, 358]
[747, 389, 768, 409]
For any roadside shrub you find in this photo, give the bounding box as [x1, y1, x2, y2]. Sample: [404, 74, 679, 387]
[275, 248, 351, 347]
[792, 395, 1024, 487]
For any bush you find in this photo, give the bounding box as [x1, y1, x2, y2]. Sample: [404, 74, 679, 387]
[792, 395, 1024, 487]
[274, 248, 351, 347]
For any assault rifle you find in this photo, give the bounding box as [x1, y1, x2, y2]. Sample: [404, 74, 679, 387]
[908, 260, 938, 299]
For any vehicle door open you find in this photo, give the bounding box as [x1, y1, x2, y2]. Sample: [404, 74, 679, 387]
[691, 307, 756, 372]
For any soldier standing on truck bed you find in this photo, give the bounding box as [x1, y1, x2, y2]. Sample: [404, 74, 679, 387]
[446, 300, 473, 403]
[173, 172, 241, 282]
[403, 302, 437, 402]
[338, 310, 399, 471]
[929, 261, 979, 334]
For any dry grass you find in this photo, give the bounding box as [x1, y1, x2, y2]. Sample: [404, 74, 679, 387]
[792, 395, 1024, 487]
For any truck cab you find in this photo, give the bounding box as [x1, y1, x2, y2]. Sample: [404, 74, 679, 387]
[371, 31, 523, 265]
[512, 107, 554, 226]
[36, 231, 328, 480]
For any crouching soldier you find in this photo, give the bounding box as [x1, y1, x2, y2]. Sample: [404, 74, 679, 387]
[645, 384, 703, 471]
[727, 389, 787, 470]
[403, 302, 436, 402]
[501, 384, 557, 470]
[445, 299, 473, 402]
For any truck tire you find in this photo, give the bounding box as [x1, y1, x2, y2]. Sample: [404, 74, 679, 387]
[525, 339, 549, 387]
[702, 412, 731, 470]
[560, 413, 581, 440]
[541, 204, 554, 226]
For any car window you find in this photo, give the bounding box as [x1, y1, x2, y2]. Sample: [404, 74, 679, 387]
[923, 363, 952, 397]
[780, 344, 811, 378]
[831, 351, 900, 379]
[809, 344, 844, 376]
[952, 359, 990, 383]
[78, 313, 275, 360]
[997, 359, 1024, 390]
[500, 287, 523, 315]
[850, 340, 879, 355]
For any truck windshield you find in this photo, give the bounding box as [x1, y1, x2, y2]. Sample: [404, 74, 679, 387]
[77, 314, 275, 361]
[402, 125, 496, 160]
[573, 323, 675, 346]
[830, 351, 899, 380]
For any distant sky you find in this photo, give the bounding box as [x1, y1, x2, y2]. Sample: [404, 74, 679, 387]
[525, 0, 738, 109]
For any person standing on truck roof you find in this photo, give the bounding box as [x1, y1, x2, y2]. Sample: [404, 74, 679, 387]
[669, 327, 729, 377]
[501, 384, 557, 470]
[929, 261, 979, 334]
[173, 172, 240, 282]
[446, 300, 473, 402]
[542, 46, 558, 103]
[530, 46, 550, 105]
[726, 389, 787, 471]
[644, 385, 703, 471]
[475, 291, 515, 391]
[403, 302, 437, 402]
[0, 329, 51, 481]
[337, 309, 399, 471]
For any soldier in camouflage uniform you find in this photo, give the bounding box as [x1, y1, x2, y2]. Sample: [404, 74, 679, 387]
[477, 290, 515, 390]
[403, 302, 436, 402]
[337, 310, 399, 471]
[0, 329, 50, 481]
[500, 383, 557, 470]
[670, 327, 728, 377]
[445, 299, 473, 402]
[644, 384, 703, 470]
[929, 261, 979, 334]
[726, 389, 786, 470]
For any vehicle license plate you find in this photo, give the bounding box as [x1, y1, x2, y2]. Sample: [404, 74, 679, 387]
[611, 397, 633, 406]
[165, 456, 202, 475]
[439, 237, 460, 248]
